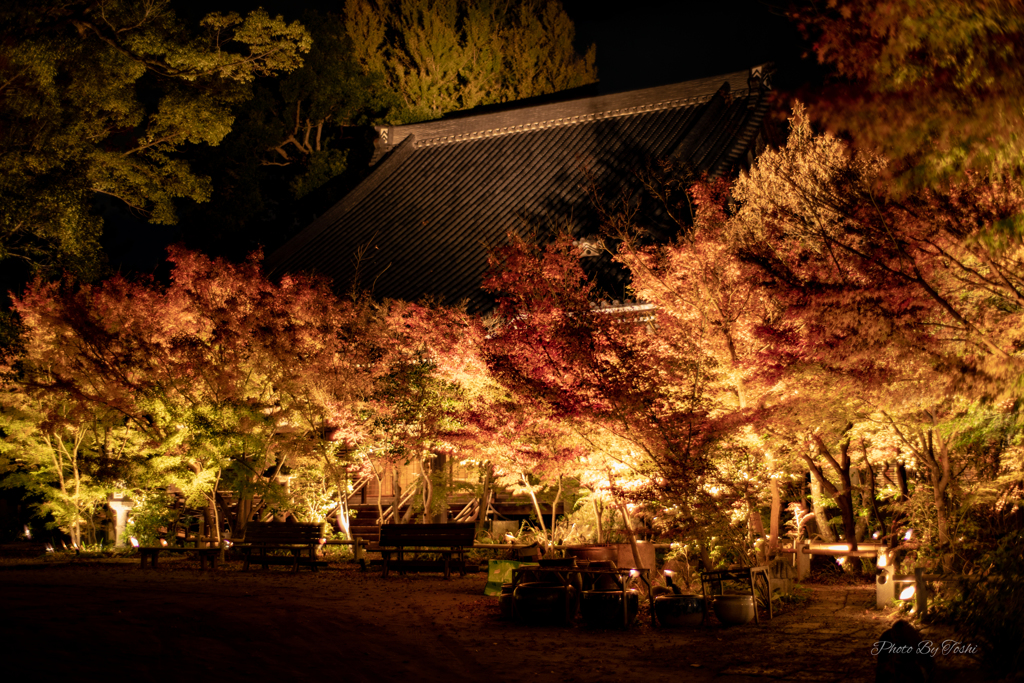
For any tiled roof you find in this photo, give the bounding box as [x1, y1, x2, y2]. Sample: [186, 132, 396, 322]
[268, 65, 773, 314]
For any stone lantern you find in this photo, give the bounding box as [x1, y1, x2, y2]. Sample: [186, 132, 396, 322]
[875, 550, 894, 608]
[107, 493, 136, 548]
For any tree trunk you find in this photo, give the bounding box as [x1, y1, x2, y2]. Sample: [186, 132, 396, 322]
[809, 474, 836, 542]
[850, 468, 868, 542]
[806, 435, 858, 551]
[234, 492, 254, 537]
[617, 502, 645, 570]
[400, 476, 419, 524]
[592, 497, 603, 544]
[862, 457, 887, 542]
[769, 477, 781, 554]
[521, 473, 549, 541]
[836, 490, 858, 552]
[932, 484, 951, 572]
[923, 429, 953, 573]
[550, 475, 562, 538]
[747, 496, 767, 564]
[419, 459, 432, 524]
[215, 490, 236, 539]
[430, 451, 448, 524]
[475, 464, 493, 537]
[389, 468, 402, 525]
[926, 438, 953, 572]
[367, 462, 385, 524]
[335, 470, 352, 537]
[881, 459, 911, 548]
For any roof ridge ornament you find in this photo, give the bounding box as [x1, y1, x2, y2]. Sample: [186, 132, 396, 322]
[573, 235, 605, 257]
[748, 64, 774, 93]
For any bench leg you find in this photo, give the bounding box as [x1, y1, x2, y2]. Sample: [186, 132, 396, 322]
[200, 550, 217, 571]
[381, 551, 390, 578]
[140, 550, 158, 569]
[242, 550, 252, 571]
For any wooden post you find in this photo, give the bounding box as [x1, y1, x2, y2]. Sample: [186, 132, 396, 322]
[914, 567, 928, 622]
[795, 543, 810, 581]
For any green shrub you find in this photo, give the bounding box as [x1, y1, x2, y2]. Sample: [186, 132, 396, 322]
[124, 491, 175, 546]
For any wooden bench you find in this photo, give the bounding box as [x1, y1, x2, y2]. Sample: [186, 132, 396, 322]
[139, 545, 221, 570]
[376, 523, 476, 579]
[236, 522, 323, 572]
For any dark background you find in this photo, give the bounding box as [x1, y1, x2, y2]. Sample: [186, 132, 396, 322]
[190, 0, 816, 93]
[101, 0, 820, 275]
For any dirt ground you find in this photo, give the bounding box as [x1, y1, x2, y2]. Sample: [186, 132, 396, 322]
[0, 556, 1000, 683]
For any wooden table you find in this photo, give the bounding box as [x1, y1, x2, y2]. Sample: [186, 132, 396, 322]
[510, 565, 653, 628]
[700, 565, 772, 624]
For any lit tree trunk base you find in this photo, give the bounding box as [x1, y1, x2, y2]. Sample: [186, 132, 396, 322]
[550, 476, 562, 539]
[769, 478, 781, 555]
[475, 465, 492, 537]
[618, 503, 645, 571]
[809, 474, 836, 543]
[522, 473, 549, 543]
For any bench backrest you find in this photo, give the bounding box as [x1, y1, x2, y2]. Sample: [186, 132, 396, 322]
[378, 522, 476, 548]
[243, 522, 323, 545]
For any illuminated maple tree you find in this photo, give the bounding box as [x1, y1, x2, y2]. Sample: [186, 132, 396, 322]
[482, 233, 728, 564]
[613, 173, 787, 556]
[5, 247, 382, 540]
[725, 106, 1024, 562]
[790, 0, 1024, 186]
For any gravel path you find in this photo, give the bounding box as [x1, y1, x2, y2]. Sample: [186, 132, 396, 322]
[0, 560, 994, 682]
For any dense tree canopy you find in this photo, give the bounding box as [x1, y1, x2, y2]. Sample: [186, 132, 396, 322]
[346, 0, 597, 123]
[791, 0, 1024, 187]
[0, 0, 311, 280]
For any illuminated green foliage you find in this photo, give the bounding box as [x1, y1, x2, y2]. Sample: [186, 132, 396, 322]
[345, 0, 597, 123]
[3, 248, 383, 538]
[0, 0, 310, 277]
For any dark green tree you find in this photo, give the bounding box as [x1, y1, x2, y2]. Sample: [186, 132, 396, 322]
[181, 1, 597, 258]
[0, 0, 311, 280]
[346, 0, 597, 123]
[259, 11, 396, 200]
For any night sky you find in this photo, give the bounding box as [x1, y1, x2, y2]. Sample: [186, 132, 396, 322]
[561, 0, 815, 94]
[196, 0, 818, 94]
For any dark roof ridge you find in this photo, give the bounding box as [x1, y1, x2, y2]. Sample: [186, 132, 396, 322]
[375, 65, 768, 154]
